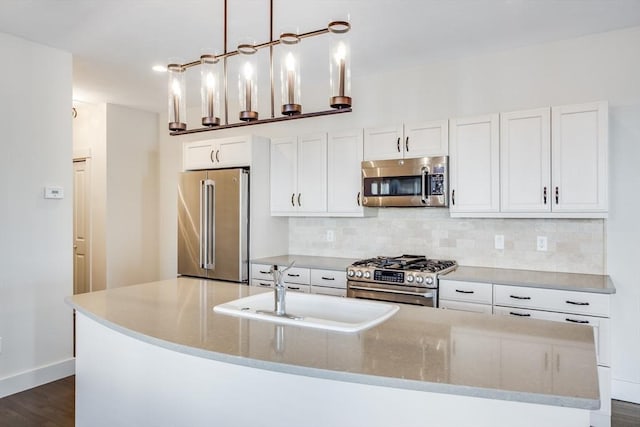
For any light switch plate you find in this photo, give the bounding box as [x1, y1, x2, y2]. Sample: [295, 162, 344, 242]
[44, 186, 64, 199]
[537, 236, 548, 251]
[494, 235, 504, 250]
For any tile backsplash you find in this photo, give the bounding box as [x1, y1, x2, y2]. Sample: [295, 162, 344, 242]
[288, 209, 605, 274]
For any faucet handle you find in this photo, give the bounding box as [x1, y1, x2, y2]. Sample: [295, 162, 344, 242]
[281, 260, 296, 274]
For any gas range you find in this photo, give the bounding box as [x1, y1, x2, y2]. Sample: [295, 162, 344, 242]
[346, 255, 457, 307]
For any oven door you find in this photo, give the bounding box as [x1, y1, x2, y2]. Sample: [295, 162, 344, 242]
[347, 281, 437, 307]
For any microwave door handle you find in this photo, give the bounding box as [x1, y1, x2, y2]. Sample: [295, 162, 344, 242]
[421, 167, 429, 204]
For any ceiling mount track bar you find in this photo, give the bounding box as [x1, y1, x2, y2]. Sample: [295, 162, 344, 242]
[170, 108, 351, 135]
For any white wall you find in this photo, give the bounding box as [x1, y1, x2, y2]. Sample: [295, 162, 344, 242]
[158, 26, 640, 402]
[105, 104, 159, 287]
[0, 32, 75, 396]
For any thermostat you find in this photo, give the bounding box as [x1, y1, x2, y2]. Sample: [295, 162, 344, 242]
[44, 186, 64, 199]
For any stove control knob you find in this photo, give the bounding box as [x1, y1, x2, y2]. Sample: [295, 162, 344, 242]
[406, 275, 414, 283]
[425, 276, 434, 285]
[347, 269, 355, 277]
[415, 276, 424, 284]
[355, 270, 363, 278]
[363, 271, 371, 279]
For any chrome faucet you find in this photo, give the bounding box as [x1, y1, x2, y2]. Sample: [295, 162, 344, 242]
[270, 261, 295, 316]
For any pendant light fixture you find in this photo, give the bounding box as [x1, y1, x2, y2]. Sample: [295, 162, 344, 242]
[167, 0, 352, 135]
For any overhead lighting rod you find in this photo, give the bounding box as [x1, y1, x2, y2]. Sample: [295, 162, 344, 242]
[168, 0, 352, 135]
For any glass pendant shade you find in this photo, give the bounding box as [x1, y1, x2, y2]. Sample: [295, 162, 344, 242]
[329, 34, 351, 108]
[238, 49, 258, 121]
[200, 54, 221, 126]
[167, 64, 187, 131]
[279, 35, 302, 115]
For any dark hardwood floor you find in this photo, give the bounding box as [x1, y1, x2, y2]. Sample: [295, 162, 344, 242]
[1, 375, 639, 426]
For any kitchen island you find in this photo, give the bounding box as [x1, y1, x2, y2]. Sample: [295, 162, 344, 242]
[67, 277, 599, 427]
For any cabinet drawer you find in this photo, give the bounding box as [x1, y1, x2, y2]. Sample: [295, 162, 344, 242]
[282, 267, 310, 285]
[311, 286, 346, 297]
[493, 306, 611, 367]
[493, 285, 609, 317]
[310, 269, 347, 289]
[251, 264, 274, 281]
[284, 284, 310, 293]
[439, 280, 493, 304]
[251, 279, 274, 289]
[439, 299, 493, 314]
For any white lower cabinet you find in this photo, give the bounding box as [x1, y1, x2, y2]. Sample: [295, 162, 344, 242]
[442, 280, 611, 427]
[251, 263, 347, 296]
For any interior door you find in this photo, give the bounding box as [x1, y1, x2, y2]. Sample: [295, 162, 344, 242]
[73, 159, 91, 294]
[178, 170, 208, 277]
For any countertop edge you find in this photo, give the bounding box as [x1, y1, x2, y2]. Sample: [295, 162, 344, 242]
[64, 294, 599, 411]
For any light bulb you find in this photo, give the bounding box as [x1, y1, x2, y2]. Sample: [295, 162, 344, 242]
[171, 79, 181, 96]
[243, 62, 253, 81]
[286, 52, 296, 71]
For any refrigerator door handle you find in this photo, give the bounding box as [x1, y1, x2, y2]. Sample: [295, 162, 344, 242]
[199, 179, 206, 269]
[203, 179, 216, 270]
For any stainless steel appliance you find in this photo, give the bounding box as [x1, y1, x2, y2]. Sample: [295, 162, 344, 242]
[361, 157, 449, 207]
[347, 255, 457, 307]
[178, 168, 249, 282]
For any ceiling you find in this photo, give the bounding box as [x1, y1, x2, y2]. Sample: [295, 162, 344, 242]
[1, 0, 640, 113]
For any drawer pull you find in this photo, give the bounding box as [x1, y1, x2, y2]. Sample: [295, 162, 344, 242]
[287, 286, 300, 290]
[258, 282, 271, 287]
[287, 273, 300, 277]
[566, 300, 589, 306]
[259, 270, 270, 274]
[566, 318, 590, 324]
[509, 311, 531, 317]
[509, 295, 531, 300]
[321, 276, 335, 281]
[455, 289, 474, 294]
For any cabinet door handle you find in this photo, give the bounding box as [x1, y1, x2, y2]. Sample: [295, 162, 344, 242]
[455, 289, 474, 294]
[543, 186, 547, 204]
[210, 150, 215, 163]
[291, 193, 295, 207]
[509, 294, 531, 300]
[405, 136, 409, 152]
[555, 186, 559, 204]
[566, 318, 590, 324]
[357, 191, 361, 207]
[215, 149, 220, 162]
[297, 193, 301, 206]
[566, 300, 589, 306]
[509, 311, 531, 317]
[287, 273, 300, 277]
[452, 189, 455, 206]
[396, 137, 401, 152]
[321, 276, 335, 281]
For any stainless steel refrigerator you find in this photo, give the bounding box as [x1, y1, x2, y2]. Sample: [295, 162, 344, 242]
[178, 168, 249, 282]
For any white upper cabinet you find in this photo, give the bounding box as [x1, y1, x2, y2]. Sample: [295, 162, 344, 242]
[270, 133, 327, 216]
[449, 114, 500, 214]
[327, 129, 366, 215]
[183, 136, 251, 170]
[500, 108, 551, 213]
[363, 120, 448, 160]
[551, 102, 608, 213]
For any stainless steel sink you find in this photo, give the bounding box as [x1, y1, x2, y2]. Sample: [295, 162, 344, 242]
[213, 292, 399, 333]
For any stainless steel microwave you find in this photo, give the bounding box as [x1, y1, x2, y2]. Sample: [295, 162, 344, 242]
[361, 157, 449, 207]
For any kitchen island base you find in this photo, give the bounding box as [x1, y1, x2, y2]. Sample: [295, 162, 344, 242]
[75, 313, 590, 427]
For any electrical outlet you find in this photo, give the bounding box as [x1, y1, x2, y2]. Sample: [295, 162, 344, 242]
[537, 236, 548, 251]
[326, 230, 335, 242]
[494, 234, 504, 250]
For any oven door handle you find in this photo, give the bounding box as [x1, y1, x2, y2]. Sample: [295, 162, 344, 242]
[348, 285, 435, 298]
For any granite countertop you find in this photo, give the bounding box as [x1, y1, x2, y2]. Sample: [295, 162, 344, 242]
[251, 254, 358, 271]
[67, 277, 599, 410]
[442, 266, 615, 294]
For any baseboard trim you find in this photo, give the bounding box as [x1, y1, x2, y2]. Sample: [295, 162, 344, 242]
[612, 379, 640, 404]
[0, 358, 75, 398]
